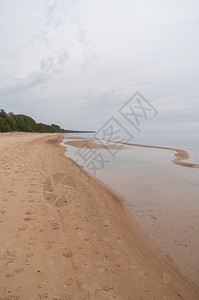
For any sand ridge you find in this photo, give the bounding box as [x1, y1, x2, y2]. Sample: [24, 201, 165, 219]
[64, 137, 199, 169]
[0, 132, 198, 299]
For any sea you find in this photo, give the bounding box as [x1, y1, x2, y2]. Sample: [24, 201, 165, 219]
[61, 131, 199, 286]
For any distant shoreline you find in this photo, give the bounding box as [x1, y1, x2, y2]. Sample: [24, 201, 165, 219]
[62, 130, 96, 133]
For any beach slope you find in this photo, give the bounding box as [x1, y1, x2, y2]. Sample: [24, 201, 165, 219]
[0, 133, 198, 299]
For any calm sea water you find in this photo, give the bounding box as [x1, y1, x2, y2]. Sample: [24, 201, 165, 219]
[62, 132, 199, 286]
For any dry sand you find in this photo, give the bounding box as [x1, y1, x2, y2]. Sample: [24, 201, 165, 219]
[0, 132, 199, 299]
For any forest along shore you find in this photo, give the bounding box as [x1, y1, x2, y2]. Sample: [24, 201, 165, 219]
[0, 132, 198, 299]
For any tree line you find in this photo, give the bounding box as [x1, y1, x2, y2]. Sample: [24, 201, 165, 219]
[0, 109, 67, 133]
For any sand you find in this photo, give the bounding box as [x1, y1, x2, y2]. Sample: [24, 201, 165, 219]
[65, 136, 199, 169]
[0, 132, 198, 300]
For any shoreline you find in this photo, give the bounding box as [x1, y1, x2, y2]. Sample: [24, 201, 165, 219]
[0, 132, 198, 299]
[63, 134, 199, 285]
[64, 136, 199, 169]
[62, 135, 199, 283]
[62, 135, 199, 293]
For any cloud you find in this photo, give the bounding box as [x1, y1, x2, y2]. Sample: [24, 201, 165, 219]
[57, 51, 69, 64]
[0, 72, 50, 98]
[77, 29, 87, 43]
[0, 0, 199, 131]
[40, 50, 69, 73]
[45, 0, 62, 28]
[40, 57, 55, 72]
[33, 31, 49, 45]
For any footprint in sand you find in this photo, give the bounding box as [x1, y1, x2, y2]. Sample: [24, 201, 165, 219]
[0, 294, 20, 300]
[6, 271, 15, 278]
[18, 224, 28, 232]
[49, 218, 60, 230]
[28, 199, 35, 203]
[101, 282, 114, 291]
[23, 217, 32, 222]
[34, 226, 45, 233]
[63, 277, 73, 287]
[25, 252, 34, 258]
[0, 287, 6, 296]
[63, 250, 73, 259]
[14, 267, 24, 275]
[52, 296, 72, 300]
[24, 236, 36, 247]
[8, 190, 14, 195]
[51, 221, 60, 230]
[43, 240, 55, 250]
[3, 249, 16, 265]
[114, 234, 123, 244]
[37, 282, 47, 289]
[28, 190, 35, 194]
[25, 210, 35, 216]
[62, 295, 72, 300]
[38, 293, 48, 299]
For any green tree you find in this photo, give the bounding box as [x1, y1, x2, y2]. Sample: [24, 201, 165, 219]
[0, 109, 68, 133]
[0, 109, 7, 118]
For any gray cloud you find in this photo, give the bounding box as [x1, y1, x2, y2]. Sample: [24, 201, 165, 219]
[45, 0, 62, 28]
[0, 0, 198, 131]
[0, 72, 50, 98]
[77, 29, 87, 43]
[33, 31, 50, 45]
[40, 57, 55, 72]
[57, 51, 69, 64]
[40, 50, 69, 73]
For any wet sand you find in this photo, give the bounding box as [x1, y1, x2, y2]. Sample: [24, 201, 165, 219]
[0, 132, 199, 299]
[64, 135, 199, 286]
[65, 137, 199, 169]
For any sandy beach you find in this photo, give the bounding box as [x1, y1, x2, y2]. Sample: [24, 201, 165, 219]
[0, 133, 198, 300]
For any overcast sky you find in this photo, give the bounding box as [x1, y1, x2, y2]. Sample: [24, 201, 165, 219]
[0, 0, 199, 132]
